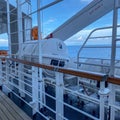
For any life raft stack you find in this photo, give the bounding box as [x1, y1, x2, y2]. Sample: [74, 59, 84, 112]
[31, 26, 53, 40]
[31, 26, 38, 40]
[0, 50, 8, 61]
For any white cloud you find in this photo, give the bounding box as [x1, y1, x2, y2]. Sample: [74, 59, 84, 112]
[65, 29, 92, 45]
[65, 27, 119, 46]
[44, 18, 56, 25]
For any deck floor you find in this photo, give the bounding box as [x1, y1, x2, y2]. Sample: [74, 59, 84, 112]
[0, 90, 32, 120]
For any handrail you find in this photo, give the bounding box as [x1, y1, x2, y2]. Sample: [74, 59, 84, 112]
[77, 25, 120, 68]
[107, 77, 120, 85]
[1, 57, 120, 120]
[8, 58, 104, 81]
[6, 58, 120, 85]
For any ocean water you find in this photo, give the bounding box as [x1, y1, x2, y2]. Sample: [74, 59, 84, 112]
[67, 45, 120, 59]
[0, 46, 8, 50]
[1, 45, 120, 60]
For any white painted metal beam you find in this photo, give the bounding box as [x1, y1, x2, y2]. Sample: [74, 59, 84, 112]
[49, 0, 115, 40]
[0, 60, 2, 86]
[55, 72, 64, 120]
[32, 66, 39, 115]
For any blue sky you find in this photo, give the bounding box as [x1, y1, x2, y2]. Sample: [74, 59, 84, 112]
[31, 0, 93, 36]
[30, 0, 120, 45]
[0, 0, 120, 46]
[0, 34, 8, 47]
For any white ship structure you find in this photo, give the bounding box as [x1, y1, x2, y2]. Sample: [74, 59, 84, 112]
[0, 0, 120, 120]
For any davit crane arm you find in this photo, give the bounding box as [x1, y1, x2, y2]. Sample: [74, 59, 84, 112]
[47, 0, 120, 41]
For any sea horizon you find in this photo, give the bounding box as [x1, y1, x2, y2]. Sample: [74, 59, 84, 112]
[0, 46, 8, 50]
[1, 44, 120, 59]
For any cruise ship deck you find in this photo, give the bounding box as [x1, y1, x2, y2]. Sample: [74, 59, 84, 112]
[0, 0, 120, 120]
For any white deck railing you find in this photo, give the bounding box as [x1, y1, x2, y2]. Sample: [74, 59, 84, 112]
[0, 57, 120, 120]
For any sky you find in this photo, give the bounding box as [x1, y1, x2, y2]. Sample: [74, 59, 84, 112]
[33, 0, 120, 45]
[0, 33, 8, 47]
[31, 0, 93, 33]
[0, 0, 120, 47]
[33, 0, 99, 37]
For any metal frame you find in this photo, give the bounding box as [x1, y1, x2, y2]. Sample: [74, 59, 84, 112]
[0, 57, 120, 120]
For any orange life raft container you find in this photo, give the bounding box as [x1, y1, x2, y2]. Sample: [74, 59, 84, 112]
[0, 50, 7, 61]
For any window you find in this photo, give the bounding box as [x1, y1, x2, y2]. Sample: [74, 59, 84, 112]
[50, 59, 58, 66]
[50, 59, 65, 67]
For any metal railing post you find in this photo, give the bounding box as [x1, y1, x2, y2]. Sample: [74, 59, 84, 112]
[109, 84, 115, 120]
[17, 0, 23, 56]
[5, 60, 13, 93]
[99, 75, 110, 120]
[109, 0, 119, 120]
[17, 0, 25, 98]
[6, 60, 9, 84]
[6, 0, 12, 56]
[31, 66, 39, 115]
[18, 63, 25, 97]
[37, 0, 43, 109]
[0, 59, 2, 87]
[55, 72, 64, 120]
[99, 81, 105, 120]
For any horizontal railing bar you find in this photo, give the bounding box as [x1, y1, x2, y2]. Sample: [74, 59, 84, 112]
[89, 35, 120, 39]
[7, 58, 104, 81]
[8, 81, 32, 97]
[77, 61, 110, 67]
[10, 31, 18, 35]
[64, 87, 100, 104]
[107, 77, 120, 85]
[9, 19, 18, 24]
[78, 61, 120, 69]
[109, 104, 120, 111]
[63, 100, 99, 120]
[4, 58, 120, 85]
[22, 0, 63, 19]
[9, 66, 32, 78]
[10, 7, 17, 13]
[77, 57, 120, 61]
[38, 97, 68, 120]
[82, 45, 112, 48]
[20, 1, 31, 6]
[9, 73, 32, 88]
[38, 98, 56, 115]
[89, 35, 112, 39]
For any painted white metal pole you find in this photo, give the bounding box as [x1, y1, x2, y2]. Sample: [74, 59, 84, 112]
[17, 0, 23, 55]
[5, 60, 13, 93]
[110, 0, 118, 76]
[24, 1, 32, 42]
[6, 0, 15, 93]
[17, 0, 25, 97]
[0, 60, 2, 86]
[109, 85, 115, 120]
[99, 81, 105, 120]
[32, 66, 39, 115]
[99, 80, 110, 120]
[55, 72, 64, 120]
[6, 0, 12, 56]
[37, 0, 43, 108]
[109, 0, 118, 120]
